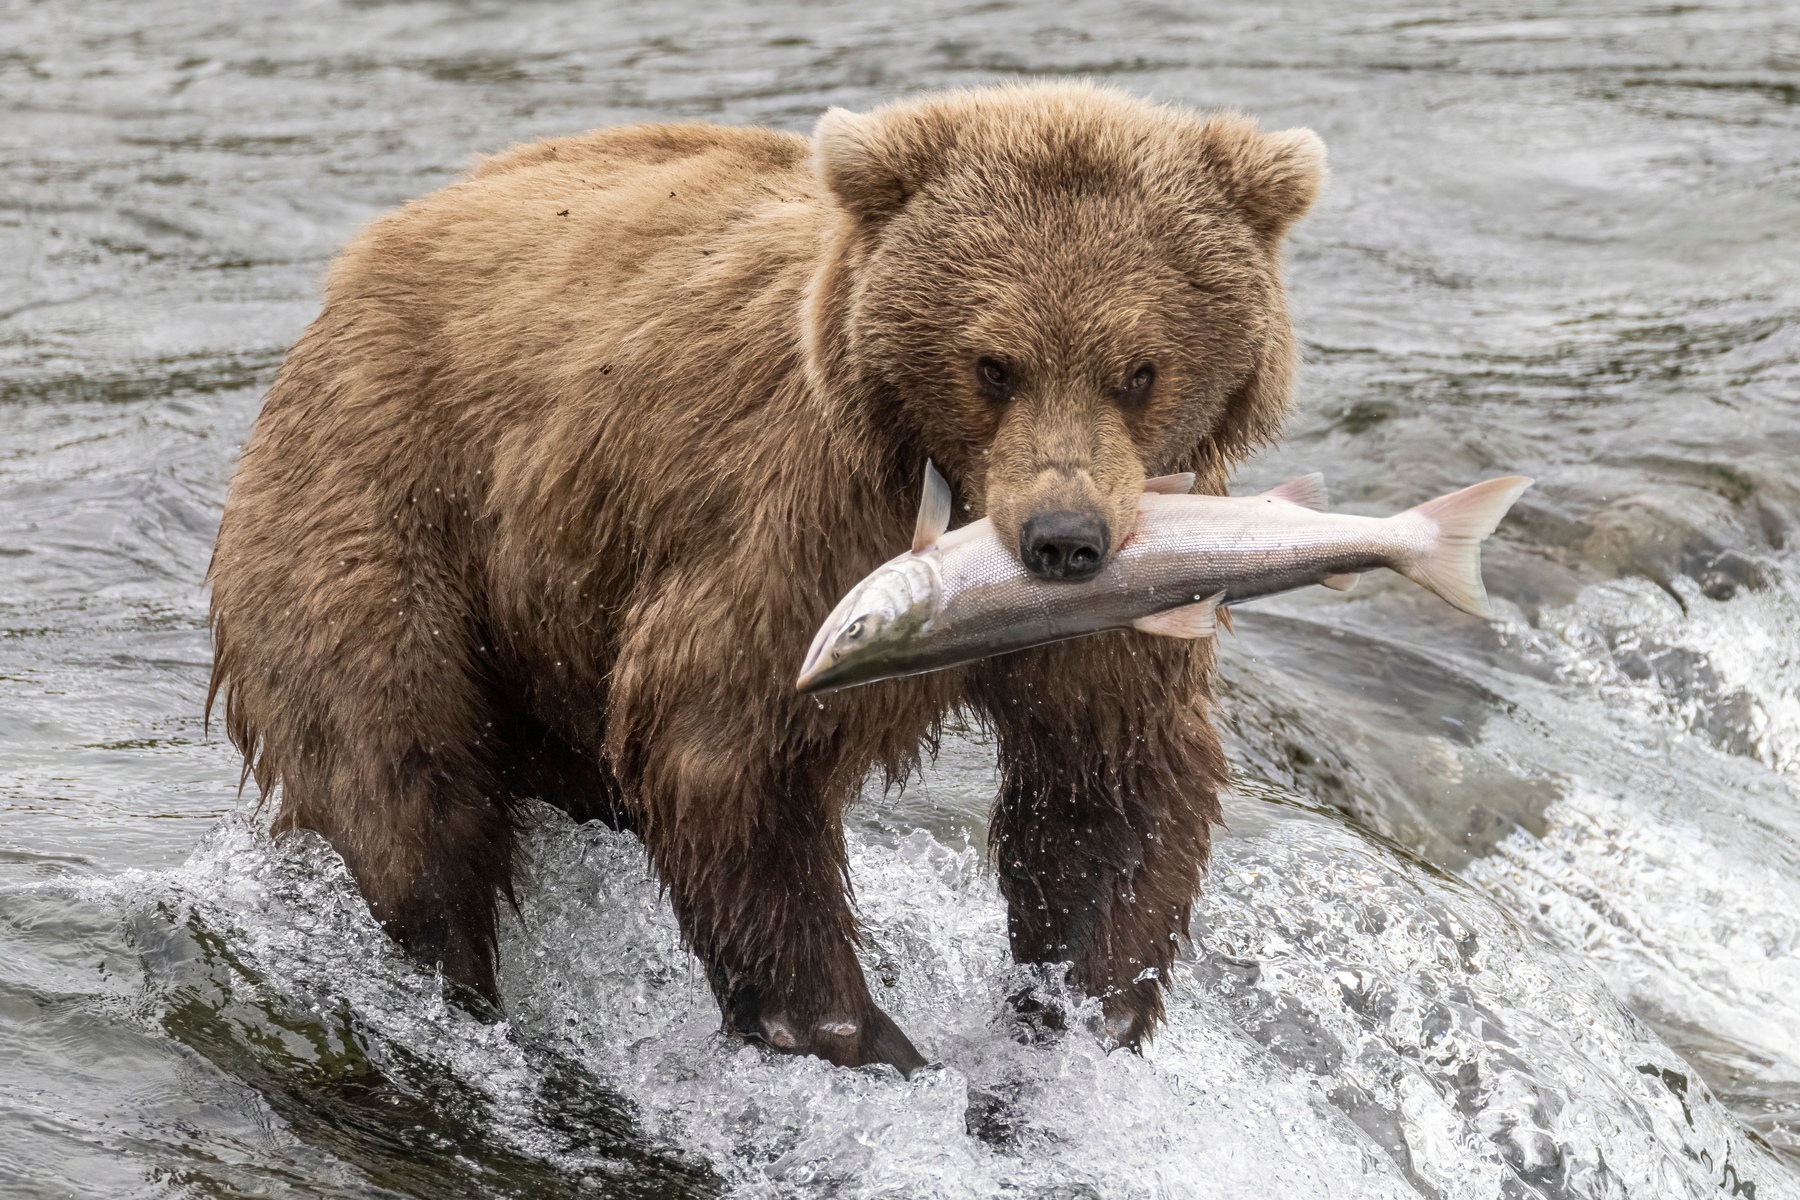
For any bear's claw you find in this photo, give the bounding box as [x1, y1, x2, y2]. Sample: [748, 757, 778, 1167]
[856, 1003, 928, 1077]
[748, 1004, 925, 1077]
[709, 962, 926, 1077]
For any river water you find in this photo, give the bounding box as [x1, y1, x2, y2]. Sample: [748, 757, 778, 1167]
[3, 1, 1798, 1196]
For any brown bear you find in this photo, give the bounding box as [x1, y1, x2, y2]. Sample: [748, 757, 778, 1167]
[206, 82, 1324, 1076]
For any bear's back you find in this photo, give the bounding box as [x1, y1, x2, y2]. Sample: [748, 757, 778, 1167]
[322, 121, 819, 342]
[274, 120, 828, 500]
[468, 122, 809, 182]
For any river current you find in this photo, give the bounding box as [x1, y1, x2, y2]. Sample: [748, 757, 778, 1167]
[3, 1, 1798, 1196]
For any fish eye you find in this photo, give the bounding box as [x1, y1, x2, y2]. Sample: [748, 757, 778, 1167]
[845, 618, 866, 641]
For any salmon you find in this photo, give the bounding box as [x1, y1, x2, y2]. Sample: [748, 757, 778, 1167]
[795, 465, 1532, 693]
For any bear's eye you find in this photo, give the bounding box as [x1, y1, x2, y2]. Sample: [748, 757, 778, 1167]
[1122, 362, 1157, 402]
[975, 357, 1015, 400]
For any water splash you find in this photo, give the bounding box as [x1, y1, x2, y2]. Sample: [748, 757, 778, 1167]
[1524, 569, 1800, 774]
[59, 784, 1789, 1199]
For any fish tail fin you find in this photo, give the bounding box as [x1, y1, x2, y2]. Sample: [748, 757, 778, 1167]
[1396, 476, 1533, 617]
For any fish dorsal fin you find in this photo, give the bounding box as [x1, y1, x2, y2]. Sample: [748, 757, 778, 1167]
[912, 459, 952, 553]
[1262, 473, 1328, 510]
[1143, 472, 1196, 496]
[1132, 592, 1224, 640]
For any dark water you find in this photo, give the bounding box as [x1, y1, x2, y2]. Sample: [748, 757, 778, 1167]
[3, 1, 1799, 1195]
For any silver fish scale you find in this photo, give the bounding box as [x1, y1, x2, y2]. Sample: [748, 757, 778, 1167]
[921, 497, 1426, 670]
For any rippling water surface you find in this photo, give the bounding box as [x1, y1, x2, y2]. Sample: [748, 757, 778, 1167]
[3, 1, 1798, 1196]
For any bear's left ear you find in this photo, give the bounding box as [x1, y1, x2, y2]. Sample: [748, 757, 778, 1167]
[814, 106, 937, 224]
[1191, 117, 1328, 244]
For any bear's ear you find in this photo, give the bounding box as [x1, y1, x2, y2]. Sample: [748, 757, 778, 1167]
[1193, 118, 1327, 244]
[814, 106, 930, 223]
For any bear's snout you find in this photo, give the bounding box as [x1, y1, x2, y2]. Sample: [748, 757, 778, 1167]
[1019, 509, 1109, 581]
[984, 448, 1144, 583]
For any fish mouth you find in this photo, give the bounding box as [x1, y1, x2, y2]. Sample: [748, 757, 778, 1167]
[795, 584, 868, 693]
[794, 657, 855, 694]
[798, 632, 934, 694]
[796, 646, 913, 694]
[796, 637, 895, 694]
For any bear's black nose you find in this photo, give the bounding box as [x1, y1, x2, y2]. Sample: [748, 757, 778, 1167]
[1019, 511, 1110, 581]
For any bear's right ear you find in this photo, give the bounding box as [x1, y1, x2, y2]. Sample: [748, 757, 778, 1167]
[814, 106, 920, 223]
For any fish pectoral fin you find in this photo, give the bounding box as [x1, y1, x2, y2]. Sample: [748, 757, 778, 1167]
[1322, 573, 1360, 591]
[1261, 473, 1328, 510]
[1132, 592, 1224, 640]
[912, 459, 953, 553]
[1142, 472, 1196, 496]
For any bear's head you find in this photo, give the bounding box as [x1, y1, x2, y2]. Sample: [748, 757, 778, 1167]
[806, 82, 1324, 581]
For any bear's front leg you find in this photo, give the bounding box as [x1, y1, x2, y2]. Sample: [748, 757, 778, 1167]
[606, 585, 926, 1076]
[974, 635, 1227, 1049]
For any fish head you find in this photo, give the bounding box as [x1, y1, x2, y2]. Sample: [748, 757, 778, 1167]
[795, 553, 941, 693]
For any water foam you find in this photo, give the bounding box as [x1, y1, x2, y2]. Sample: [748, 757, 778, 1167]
[95, 782, 1799, 1199]
[1522, 567, 1800, 774]
[499, 812, 1416, 1199]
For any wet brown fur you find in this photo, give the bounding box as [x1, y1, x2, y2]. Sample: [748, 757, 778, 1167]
[207, 82, 1323, 1070]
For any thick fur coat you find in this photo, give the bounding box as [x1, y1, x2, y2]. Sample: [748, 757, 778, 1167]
[208, 82, 1325, 1073]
